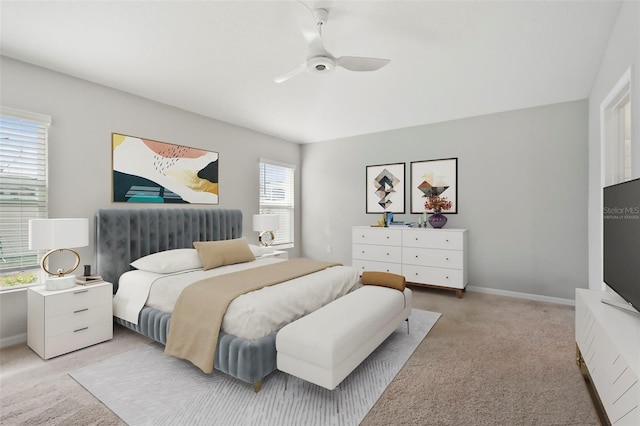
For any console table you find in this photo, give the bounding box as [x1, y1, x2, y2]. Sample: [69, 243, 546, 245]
[575, 288, 639, 425]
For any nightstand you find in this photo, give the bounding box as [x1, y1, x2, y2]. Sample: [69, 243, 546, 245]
[27, 281, 113, 359]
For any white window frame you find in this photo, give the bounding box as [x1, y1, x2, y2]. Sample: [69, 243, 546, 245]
[259, 159, 295, 248]
[0, 106, 51, 288]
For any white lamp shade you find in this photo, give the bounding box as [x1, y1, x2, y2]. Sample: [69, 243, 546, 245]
[253, 214, 279, 232]
[29, 218, 89, 250]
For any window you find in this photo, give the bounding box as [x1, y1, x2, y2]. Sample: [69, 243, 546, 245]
[259, 159, 295, 247]
[0, 106, 51, 288]
[601, 69, 632, 186]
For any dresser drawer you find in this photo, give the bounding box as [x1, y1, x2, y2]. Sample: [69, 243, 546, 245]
[352, 259, 403, 276]
[44, 285, 113, 318]
[46, 303, 112, 338]
[352, 228, 401, 246]
[403, 264, 465, 288]
[45, 320, 113, 359]
[353, 244, 401, 263]
[402, 247, 464, 269]
[402, 229, 464, 250]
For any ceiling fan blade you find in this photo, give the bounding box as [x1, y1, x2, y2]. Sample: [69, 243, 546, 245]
[274, 63, 306, 83]
[335, 56, 390, 72]
[292, 3, 328, 57]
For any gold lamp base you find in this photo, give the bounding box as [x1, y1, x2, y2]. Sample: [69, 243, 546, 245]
[41, 248, 80, 291]
[258, 230, 275, 247]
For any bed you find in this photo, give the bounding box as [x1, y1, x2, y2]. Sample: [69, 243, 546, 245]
[95, 208, 359, 391]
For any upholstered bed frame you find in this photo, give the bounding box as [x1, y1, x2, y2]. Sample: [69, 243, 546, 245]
[95, 208, 277, 391]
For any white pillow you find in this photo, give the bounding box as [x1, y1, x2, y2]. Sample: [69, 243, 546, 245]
[130, 248, 202, 274]
[249, 244, 274, 257]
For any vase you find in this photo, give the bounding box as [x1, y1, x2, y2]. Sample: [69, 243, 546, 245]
[428, 211, 447, 229]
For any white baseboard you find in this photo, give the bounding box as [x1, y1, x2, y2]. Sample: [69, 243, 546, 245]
[0, 332, 26, 349]
[466, 285, 575, 306]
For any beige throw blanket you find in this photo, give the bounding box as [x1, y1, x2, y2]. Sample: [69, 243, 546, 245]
[165, 258, 340, 373]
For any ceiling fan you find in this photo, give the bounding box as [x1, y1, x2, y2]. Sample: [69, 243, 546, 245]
[274, 5, 391, 83]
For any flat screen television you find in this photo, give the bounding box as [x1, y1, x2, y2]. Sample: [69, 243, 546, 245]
[603, 177, 640, 314]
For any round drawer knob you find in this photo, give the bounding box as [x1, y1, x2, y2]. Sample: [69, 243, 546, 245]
[446, 257, 449, 260]
[415, 255, 418, 258]
[445, 276, 449, 279]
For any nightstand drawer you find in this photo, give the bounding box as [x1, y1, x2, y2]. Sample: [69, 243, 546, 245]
[353, 244, 401, 263]
[402, 229, 464, 250]
[46, 303, 112, 338]
[402, 247, 464, 269]
[45, 285, 112, 318]
[45, 320, 113, 359]
[403, 264, 464, 288]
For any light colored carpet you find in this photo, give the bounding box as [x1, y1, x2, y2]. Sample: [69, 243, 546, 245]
[70, 309, 440, 426]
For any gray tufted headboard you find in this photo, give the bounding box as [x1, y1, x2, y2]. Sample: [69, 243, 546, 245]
[95, 208, 243, 293]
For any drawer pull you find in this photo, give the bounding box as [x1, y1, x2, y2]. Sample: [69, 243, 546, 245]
[361, 251, 365, 254]
[415, 238, 418, 241]
[73, 327, 89, 333]
[386, 252, 390, 256]
[415, 255, 418, 258]
[445, 276, 449, 279]
[445, 257, 449, 261]
[73, 289, 89, 294]
[445, 239, 449, 243]
[74, 308, 89, 314]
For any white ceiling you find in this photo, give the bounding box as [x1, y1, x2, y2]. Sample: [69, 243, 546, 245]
[0, 0, 622, 143]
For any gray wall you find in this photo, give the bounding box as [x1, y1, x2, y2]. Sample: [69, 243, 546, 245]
[301, 100, 589, 300]
[0, 57, 301, 345]
[587, 1, 640, 291]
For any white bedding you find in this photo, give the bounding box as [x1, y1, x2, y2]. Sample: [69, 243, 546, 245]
[113, 258, 360, 340]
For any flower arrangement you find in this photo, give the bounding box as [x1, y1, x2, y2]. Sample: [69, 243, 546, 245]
[424, 195, 452, 213]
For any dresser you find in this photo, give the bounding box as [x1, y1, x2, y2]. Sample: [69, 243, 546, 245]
[27, 281, 113, 359]
[352, 226, 468, 297]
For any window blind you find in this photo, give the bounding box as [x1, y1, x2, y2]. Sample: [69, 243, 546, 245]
[0, 107, 50, 272]
[259, 159, 295, 247]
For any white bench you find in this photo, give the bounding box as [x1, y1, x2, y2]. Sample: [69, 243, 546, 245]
[276, 285, 412, 390]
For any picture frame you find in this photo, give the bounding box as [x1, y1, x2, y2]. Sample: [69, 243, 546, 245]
[112, 133, 219, 204]
[366, 162, 405, 214]
[410, 157, 458, 214]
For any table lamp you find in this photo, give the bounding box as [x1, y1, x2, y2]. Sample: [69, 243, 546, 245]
[28, 218, 89, 291]
[252, 214, 279, 247]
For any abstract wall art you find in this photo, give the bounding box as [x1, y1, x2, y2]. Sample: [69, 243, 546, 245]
[410, 157, 458, 213]
[366, 162, 405, 214]
[112, 133, 219, 204]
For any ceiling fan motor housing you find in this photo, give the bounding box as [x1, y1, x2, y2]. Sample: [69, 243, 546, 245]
[307, 56, 335, 74]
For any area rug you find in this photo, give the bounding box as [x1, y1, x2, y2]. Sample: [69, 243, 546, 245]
[71, 308, 440, 426]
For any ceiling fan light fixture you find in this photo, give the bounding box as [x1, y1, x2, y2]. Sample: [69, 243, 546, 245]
[307, 56, 335, 75]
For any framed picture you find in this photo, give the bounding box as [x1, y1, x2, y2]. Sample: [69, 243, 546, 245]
[366, 162, 405, 214]
[410, 157, 458, 214]
[112, 133, 219, 204]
